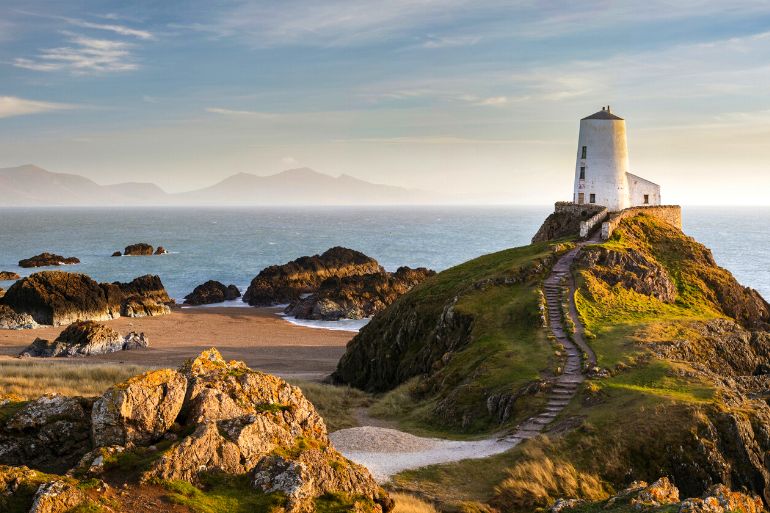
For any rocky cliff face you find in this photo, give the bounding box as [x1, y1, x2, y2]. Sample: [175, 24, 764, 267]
[0, 271, 172, 326]
[0, 349, 392, 513]
[243, 247, 383, 306]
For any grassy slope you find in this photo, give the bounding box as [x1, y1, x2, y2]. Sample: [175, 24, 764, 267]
[388, 215, 751, 512]
[363, 241, 570, 435]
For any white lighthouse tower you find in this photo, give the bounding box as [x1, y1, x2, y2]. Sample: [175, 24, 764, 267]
[573, 106, 659, 211]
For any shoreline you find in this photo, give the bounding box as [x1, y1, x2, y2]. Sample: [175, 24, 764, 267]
[0, 305, 353, 380]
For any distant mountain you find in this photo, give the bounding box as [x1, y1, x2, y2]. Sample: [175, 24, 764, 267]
[0, 165, 434, 206]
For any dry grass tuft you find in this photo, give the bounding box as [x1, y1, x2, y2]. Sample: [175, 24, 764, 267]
[0, 359, 150, 399]
[492, 447, 609, 511]
[391, 493, 439, 513]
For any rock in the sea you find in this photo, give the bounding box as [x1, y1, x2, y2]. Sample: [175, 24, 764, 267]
[0, 395, 93, 473]
[19, 321, 149, 357]
[243, 246, 383, 306]
[123, 243, 154, 256]
[0, 304, 38, 329]
[286, 266, 435, 321]
[0, 271, 20, 280]
[154, 246, 167, 255]
[18, 253, 80, 268]
[111, 251, 122, 257]
[1, 271, 172, 326]
[92, 368, 187, 447]
[184, 280, 241, 305]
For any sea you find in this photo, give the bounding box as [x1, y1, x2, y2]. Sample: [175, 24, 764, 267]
[0, 206, 768, 330]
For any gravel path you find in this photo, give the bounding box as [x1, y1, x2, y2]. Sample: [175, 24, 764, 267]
[333, 236, 598, 482]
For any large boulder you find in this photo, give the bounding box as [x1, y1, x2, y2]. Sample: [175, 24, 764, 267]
[0, 271, 172, 326]
[123, 243, 154, 256]
[243, 247, 383, 306]
[91, 369, 187, 447]
[19, 321, 149, 357]
[0, 395, 93, 473]
[28, 479, 84, 513]
[286, 266, 435, 320]
[18, 253, 80, 268]
[1, 271, 117, 326]
[0, 271, 20, 280]
[184, 280, 241, 305]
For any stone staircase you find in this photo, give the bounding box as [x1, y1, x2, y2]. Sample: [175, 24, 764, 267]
[505, 240, 597, 443]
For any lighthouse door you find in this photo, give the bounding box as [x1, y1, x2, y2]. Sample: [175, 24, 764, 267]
[577, 193, 585, 204]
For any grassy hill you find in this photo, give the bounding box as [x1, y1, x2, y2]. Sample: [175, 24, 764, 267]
[335, 213, 770, 511]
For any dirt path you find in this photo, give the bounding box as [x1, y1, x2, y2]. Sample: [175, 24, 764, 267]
[333, 238, 598, 481]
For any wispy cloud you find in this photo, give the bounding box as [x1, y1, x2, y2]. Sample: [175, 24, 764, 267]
[0, 96, 76, 118]
[422, 35, 481, 48]
[66, 18, 154, 40]
[14, 33, 138, 74]
[205, 107, 278, 118]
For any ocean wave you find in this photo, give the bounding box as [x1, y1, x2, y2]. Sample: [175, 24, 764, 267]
[276, 312, 369, 332]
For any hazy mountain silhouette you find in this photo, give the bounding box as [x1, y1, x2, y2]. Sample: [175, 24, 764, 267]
[0, 165, 433, 206]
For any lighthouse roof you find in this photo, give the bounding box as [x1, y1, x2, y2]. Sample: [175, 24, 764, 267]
[582, 108, 623, 121]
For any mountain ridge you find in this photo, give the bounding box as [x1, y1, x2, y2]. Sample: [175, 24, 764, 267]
[0, 164, 434, 206]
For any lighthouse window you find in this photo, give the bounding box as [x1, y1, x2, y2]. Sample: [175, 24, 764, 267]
[644, 194, 650, 204]
[579, 166, 585, 179]
[581, 146, 587, 159]
[589, 193, 596, 204]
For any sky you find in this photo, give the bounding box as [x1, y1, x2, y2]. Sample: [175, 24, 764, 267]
[2, 0, 770, 204]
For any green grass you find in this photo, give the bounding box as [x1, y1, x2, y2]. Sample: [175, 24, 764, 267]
[291, 381, 373, 432]
[161, 474, 285, 513]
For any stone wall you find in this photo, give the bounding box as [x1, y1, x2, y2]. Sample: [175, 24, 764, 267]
[601, 205, 682, 240]
[580, 208, 609, 238]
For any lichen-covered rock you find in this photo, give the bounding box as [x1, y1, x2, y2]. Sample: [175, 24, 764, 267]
[243, 247, 383, 306]
[253, 450, 392, 513]
[70, 445, 125, 477]
[285, 266, 435, 321]
[20, 321, 150, 357]
[549, 498, 584, 512]
[678, 484, 764, 513]
[92, 369, 187, 447]
[630, 477, 679, 508]
[0, 395, 93, 473]
[184, 280, 241, 305]
[123, 243, 154, 256]
[18, 253, 80, 268]
[29, 479, 84, 513]
[0, 271, 20, 281]
[0, 304, 38, 329]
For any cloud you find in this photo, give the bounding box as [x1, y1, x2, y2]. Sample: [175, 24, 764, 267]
[14, 33, 138, 74]
[206, 107, 278, 119]
[422, 35, 481, 48]
[282, 156, 299, 166]
[474, 96, 510, 106]
[66, 18, 154, 40]
[0, 96, 76, 118]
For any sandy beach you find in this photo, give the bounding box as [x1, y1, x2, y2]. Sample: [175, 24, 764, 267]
[0, 306, 353, 380]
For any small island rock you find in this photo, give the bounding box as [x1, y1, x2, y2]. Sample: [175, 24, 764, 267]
[123, 243, 154, 256]
[154, 246, 168, 255]
[111, 251, 122, 257]
[183, 281, 241, 305]
[18, 253, 80, 268]
[0, 271, 20, 280]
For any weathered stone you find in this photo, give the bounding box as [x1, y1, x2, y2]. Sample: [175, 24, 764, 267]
[92, 369, 187, 447]
[70, 445, 125, 477]
[630, 477, 679, 508]
[19, 321, 150, 357]
[29, 480, 84, 513]
[123, 243, 153, 256]
[184, 280, 241, 305]
[0, 271, 20, 280]
[18, 253, 79, 268]
[154, 246, 167, 255]
[243, 247, 383, 306]
[111, 251, 122, 257]
[0, 304, 38, 329]
[0, 395, 93, 473]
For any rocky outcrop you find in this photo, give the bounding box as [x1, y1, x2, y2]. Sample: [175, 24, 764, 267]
[29, 479, 84, 513]
[111, 251, 122, 257]
[18, 253, 80, 268]
[286, 266, 435, 320]
[0, 395, 93, 473]
[0, 304, 38, 329]
[184, 280, 241, 305]
[0, 271, 20, 280]
[154, 246, 167, 255]
[0, 271, 171, 326]
[532, 203, 606, 243]
[123, 243, 153, 256]
[92, 369, 187, 447]
[243, 247, 383, 306]
[19, 321, 149, 357]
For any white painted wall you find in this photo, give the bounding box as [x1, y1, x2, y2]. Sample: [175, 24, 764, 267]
[627, 173, 661, 206]
[573, 116, 631, 211]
